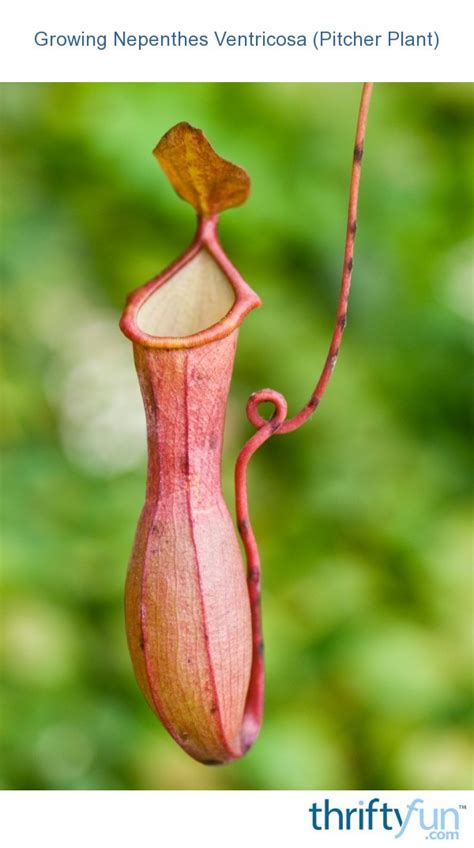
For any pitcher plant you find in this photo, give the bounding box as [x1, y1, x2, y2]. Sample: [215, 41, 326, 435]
[119, 83, 373, 764]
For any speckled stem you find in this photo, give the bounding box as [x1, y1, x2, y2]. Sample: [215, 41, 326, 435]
[234, 83, 374, 744]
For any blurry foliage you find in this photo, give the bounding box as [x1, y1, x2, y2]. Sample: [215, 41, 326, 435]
[1, 83, 473, 790]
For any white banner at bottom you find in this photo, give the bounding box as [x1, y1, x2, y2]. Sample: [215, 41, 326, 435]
[1, 790, 472, 847]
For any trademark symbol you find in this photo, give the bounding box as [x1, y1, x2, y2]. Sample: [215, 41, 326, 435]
[458, 804, 466, 809]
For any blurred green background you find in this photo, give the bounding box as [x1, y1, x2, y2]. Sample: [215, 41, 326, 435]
[1, 83, 473, 790]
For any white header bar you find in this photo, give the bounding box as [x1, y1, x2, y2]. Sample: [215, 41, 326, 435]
[0, 0, 472, 82]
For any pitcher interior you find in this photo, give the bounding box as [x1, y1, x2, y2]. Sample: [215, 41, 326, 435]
[136, 249, 236, 338]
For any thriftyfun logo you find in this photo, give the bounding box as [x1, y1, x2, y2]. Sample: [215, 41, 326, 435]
[308, 798, 464, 839]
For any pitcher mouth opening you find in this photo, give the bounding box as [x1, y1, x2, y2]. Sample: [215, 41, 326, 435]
[137, 248, 236, 338]
[119, 219, 261, 350]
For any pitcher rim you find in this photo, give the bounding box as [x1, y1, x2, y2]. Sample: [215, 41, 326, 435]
[119, 217, 262, 350]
